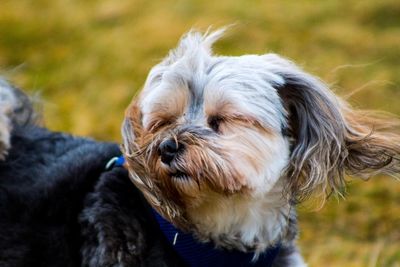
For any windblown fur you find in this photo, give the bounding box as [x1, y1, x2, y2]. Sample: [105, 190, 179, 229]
[0, 28, 399, 267]
[275, 60, 400, 202]
[122, 29, 400, 265]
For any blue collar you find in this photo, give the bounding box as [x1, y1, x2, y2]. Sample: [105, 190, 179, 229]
[106, 156, 281, 266]
[105, 155, 126, 170]
[153, 210, 281, 267]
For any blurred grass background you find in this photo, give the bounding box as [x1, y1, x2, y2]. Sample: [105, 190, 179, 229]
[1, 0, 399, 266]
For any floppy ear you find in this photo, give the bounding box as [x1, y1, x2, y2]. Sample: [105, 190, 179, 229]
[265, 54, 400, 202]
[121, 100, 144, 158]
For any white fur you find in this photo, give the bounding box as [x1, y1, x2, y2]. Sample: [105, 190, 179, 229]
[0, 80, 16, 160]
[187, 179, 291, 254]
[132, 29, 309, 264]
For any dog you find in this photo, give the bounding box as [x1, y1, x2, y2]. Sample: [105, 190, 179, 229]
[0, 28, 399, 267]
[0, 81, 16, 160]
[121, 29, 400, 266]
[0, 81, 185, 266]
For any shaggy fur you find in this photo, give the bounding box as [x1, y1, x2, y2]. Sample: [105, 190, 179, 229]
[121, 29, 400, 266]
[0, 81, 185, 267]
[1, 29, 399, 267]
[0, 80, 35, 160]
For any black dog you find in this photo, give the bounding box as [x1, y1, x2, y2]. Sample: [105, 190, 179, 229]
[0, 81, 311, 267]
[0, 82, 185, 267]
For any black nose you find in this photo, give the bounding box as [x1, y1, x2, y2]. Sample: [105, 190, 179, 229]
[159, 139, 180, 165]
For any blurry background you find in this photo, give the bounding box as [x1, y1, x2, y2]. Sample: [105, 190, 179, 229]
[1, 0, 399, 266]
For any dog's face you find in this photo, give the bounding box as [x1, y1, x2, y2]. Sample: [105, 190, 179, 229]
[122, 29, 291, 227]
[122, 29, 400, 248]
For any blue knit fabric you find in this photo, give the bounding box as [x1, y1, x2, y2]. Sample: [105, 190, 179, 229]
[153, 210, 281, 267]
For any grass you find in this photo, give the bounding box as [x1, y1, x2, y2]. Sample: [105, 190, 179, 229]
[1, 0, 399, 266]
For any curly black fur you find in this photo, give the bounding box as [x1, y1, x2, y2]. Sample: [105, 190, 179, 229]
[0, 121, 184, 266]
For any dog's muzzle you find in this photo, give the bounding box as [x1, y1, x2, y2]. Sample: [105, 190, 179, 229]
[158, 139, 182, 165]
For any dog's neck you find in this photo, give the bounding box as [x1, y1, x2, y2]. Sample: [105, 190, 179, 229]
[186, 179, 292, 255]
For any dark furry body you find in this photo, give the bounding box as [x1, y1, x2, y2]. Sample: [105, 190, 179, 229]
[0, 84, 297, 266]
[0, 124, 183, 266]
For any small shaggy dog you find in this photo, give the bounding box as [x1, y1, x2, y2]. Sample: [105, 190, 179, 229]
[1, 29, 399, 266]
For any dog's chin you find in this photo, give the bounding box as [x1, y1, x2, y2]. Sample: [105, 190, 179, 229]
[161, 162, 191, 181]
[170, 170, 189, 180]
[150, 169, 290, 253]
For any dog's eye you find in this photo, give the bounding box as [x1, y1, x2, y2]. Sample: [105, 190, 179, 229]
[148, 119, 172, 132]
[208, 116, 223, 133]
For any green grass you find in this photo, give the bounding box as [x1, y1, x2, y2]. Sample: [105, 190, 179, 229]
[1, 1, 399, 266]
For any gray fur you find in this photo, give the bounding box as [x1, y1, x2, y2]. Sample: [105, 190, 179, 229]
[0, 79, 35, 160]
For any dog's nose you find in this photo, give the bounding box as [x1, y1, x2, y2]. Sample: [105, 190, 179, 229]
[158, 139, 180, 165]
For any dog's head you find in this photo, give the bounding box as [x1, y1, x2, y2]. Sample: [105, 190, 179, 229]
[121, 29, 400, 244]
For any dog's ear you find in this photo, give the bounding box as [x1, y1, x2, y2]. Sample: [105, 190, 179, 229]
[266, 54, 400, 202]
[121, 101, 142, 157]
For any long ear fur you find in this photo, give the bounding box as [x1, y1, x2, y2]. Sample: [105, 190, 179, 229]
[266, 54, 400, 202]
